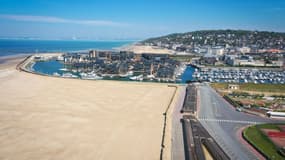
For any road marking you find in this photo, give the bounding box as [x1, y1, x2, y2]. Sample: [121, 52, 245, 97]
[198, 118, 261, 124]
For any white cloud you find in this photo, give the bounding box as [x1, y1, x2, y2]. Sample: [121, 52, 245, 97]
[0, 14, 129, 27]
[264, 7, 285, 13]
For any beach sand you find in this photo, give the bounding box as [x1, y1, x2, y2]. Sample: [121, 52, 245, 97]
[0, 54, 29, 70]
[0, 55, 177, 160]
[120, 44, 174, 54]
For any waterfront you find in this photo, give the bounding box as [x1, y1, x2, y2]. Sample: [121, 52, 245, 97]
[31, 59, 195, 83]
[31, 57, 285, 84]
[32, 56, 285, 85]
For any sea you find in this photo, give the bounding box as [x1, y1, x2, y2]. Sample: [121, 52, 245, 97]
[0, 39, 133, 57]
[0, 39, 194, 83]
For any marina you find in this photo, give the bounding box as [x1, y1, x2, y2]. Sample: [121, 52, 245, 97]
[30, 51, 195, 83]
[30, 53, 284, 84]
[32, 59, 194, 83]
[193, 68, 285, 84]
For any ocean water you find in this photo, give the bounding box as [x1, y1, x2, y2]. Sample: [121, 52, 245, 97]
[0, 39, 134, 57]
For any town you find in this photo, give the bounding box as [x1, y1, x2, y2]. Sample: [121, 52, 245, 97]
[142, 30, 285, 68]
[140, 30, 285, 84]
[142, 30, 285, 54]
[60, 50, 186, 82]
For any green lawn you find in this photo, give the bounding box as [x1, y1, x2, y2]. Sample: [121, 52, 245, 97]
[243, 124, 284, 159]
[240, 84, 285, 93]
[211, 83, 285, 93]
[169, 55, 196, 62]
[211, 83, 228, 90]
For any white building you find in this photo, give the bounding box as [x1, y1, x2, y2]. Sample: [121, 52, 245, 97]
[238, 47, 251, 54]
[208, 46, 225, 56]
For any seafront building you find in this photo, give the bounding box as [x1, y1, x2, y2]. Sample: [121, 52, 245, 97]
[62, 50, 183, 82]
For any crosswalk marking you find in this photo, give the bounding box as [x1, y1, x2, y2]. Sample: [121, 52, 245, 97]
[198, 118, 261, 124]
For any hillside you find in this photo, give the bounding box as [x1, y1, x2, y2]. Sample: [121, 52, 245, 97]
[141, 30, 285, 50]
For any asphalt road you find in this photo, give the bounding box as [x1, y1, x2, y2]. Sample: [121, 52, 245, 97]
[171, 85, 186, 160]
[197, 83, 278, 160]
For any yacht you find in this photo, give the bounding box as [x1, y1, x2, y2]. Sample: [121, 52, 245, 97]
[129, 74, 143, 81]
[119, 71, 134, 77]
[52, 72, 60, 77]
[62, 73, 78, 78]
[59, 68, 68, 71]
[80, 72, 103, 80]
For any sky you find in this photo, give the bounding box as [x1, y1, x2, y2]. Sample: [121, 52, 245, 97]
[0, 0, 285, 40]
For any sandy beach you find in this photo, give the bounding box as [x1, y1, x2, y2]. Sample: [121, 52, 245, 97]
[120, 44, 175, 54]
[0, 55, 178, 160]
[0, 54, 29, 69]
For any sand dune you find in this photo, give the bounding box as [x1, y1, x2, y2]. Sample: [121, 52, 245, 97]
[0, 56, 177, 160]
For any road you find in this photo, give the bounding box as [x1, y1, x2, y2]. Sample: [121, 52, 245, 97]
[197, 83, 280, 160]
[171, 85, 186, 160]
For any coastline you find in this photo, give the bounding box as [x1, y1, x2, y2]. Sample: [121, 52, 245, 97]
[0, 54, 29, 70]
